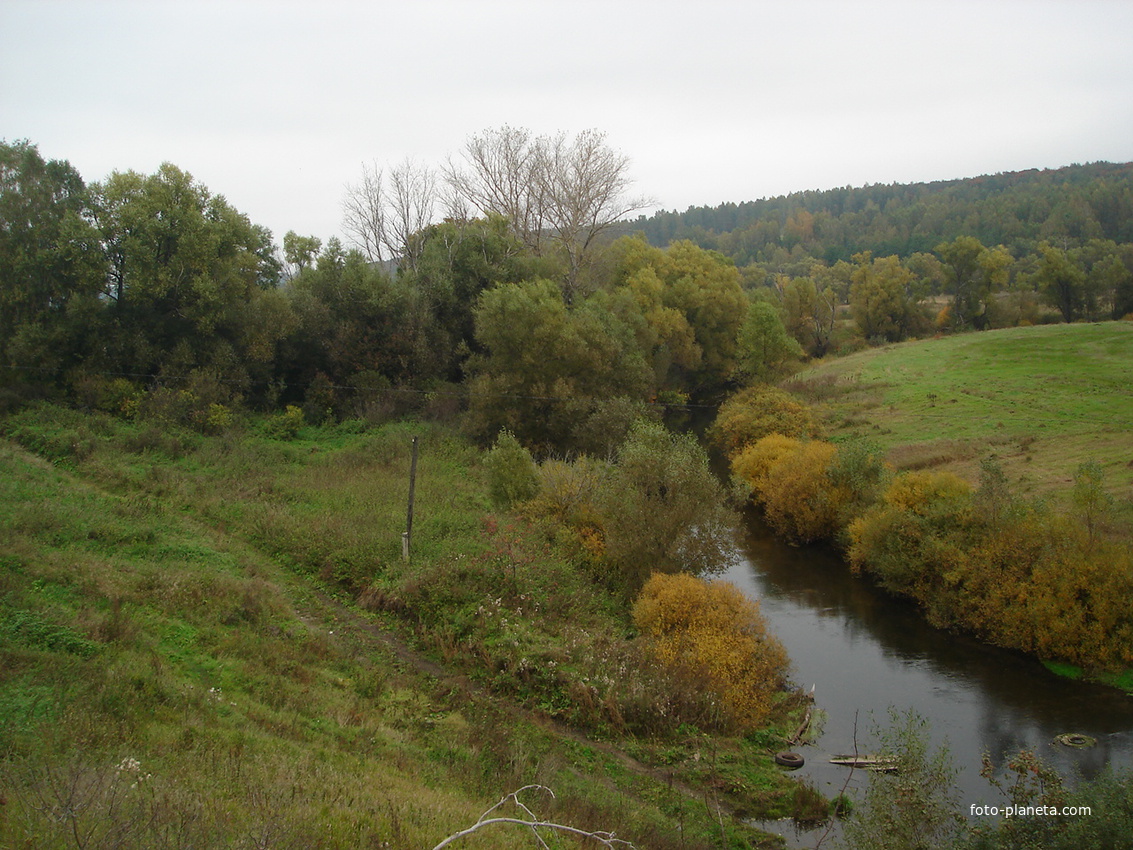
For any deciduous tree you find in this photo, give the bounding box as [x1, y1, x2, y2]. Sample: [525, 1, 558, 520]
[446, 126, 649, 300]
[935, 236, 1012, 330]
[92, 163, 281, 382]
[734, 299, 802, 382]
[465, 279, 651, 451]
[849, 252, 924, 342]
[1035, 241, 1087, 322]
[342, 158, 437, 272]
[0, 140, 105, 370]
[601, 421, 737, 593]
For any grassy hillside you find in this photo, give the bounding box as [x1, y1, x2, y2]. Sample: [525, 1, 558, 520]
[0, 405, 812, 849]
[784, 322, 1133, 508]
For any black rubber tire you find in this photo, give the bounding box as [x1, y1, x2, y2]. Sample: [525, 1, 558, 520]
[774, 751, 805, 769]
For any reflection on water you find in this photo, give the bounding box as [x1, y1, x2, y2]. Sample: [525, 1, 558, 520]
[727, 509, 1133, 844]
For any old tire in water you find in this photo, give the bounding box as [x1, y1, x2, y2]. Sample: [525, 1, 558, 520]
[775, 751, 805, 769]
[1055, 733, 1096, 748]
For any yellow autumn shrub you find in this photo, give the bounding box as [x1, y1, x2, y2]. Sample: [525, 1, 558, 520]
[884, 470, 971, 515]
[632, 572, 789, 732]
[846, 470, 974, 596]
[709, 384, 819, 456]
[730, 433, 801, 491]
[732, 434, 844, 544]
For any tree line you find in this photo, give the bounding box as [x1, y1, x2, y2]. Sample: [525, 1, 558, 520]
[629, 162, 1133, 354]
[633, 161, 1133, 264]
[5, 134, 1133, 446]
[1, 133, 768, 454]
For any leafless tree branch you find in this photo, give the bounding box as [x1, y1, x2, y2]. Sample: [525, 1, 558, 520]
[342, 159, 437, 272]
[431, 785, 637, 850]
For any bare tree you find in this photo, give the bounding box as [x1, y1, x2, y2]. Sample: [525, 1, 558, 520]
[444, 125, 547, 254]
[445, 126, 651, 300]
[537, 128, 651, 297]
[342, 158, 437, 273]
[342, 162, 385, 263]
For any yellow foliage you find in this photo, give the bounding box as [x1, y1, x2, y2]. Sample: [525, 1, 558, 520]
[633, 572, 789, 732]
[849, 472, 1133, 669]
[884, 470, 971, 514]
[709, 385, 818, 456]
[846, 471, 974, 596]
[731, 434, 801, 490]
[733, 435, 843, 544]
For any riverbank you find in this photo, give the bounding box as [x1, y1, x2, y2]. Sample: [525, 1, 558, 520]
[723, 511, 1133, 848]
[0, 403, 817, 848]
[717, 322, 1133, 689]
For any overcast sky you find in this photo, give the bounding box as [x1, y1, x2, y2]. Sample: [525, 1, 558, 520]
[3, 0, 1132, 246]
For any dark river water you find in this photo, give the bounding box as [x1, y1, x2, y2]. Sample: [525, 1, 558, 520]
[725, 509, 1133, 844]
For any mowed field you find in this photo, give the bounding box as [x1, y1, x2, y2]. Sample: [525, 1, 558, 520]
[783, 321, 1133, 507]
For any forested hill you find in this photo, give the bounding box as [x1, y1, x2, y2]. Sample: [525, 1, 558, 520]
[631, 161, 1133, 265]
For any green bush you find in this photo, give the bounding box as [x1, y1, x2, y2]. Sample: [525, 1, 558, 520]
[262, 404, 305, 440]
[600, 420, 736, 594]
[484, 429, 539, 508]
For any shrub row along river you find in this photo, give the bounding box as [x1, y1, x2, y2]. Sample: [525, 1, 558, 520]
[726, 508, 1133, 845]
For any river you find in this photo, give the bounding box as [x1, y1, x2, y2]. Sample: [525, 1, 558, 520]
[725, 508, 1133, 845]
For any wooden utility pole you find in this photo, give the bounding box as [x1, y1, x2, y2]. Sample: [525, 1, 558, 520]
[403, 436, 418, 561]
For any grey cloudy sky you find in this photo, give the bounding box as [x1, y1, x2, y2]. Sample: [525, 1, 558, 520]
[3, 0, 1132, 246]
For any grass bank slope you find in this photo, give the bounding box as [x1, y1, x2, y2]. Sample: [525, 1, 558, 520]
[785, 322, 1133, 506]
[0, 405, 805, 849]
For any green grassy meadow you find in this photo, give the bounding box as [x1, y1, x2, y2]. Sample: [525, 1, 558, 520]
[784, 321, 1133, 507]
[0, 405, 808, 849]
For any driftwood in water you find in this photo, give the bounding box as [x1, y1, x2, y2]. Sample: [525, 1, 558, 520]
[787, 705, 812, 746]
[786, 685, 815, 746]
[829, 755, 897, 771]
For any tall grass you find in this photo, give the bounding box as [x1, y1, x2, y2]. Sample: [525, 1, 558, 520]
[1, 403, 805, 848]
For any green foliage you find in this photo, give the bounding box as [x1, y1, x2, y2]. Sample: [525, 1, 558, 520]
[1035, 240, 1088, 322]
[781, 275, 837, 357]
[484, 429, 539, 508]
[734, 299, 803, 382]
[405, 215, 539, 380]
[466, 279, 652, 452]
[634, 162, 1133, 267]
[282, 230, 321, 271]
[610, 237, 749, 392]
[93, 163, 283, 386]
[599, 421, 737, 594]
[826, 437, 890, 531]
[0, 140, 106, 395]
[849, 252, 928, 342]
[936, 236, 1013, 330]
[967, 755, 1133, 850]
[262, 404, 305, 440]
[841, 708, 963, 850]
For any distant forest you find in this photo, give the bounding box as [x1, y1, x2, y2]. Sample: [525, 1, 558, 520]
[630, 162, 1133, 265]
